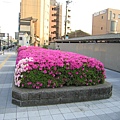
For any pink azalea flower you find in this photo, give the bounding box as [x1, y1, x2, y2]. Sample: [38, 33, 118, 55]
[36, 86, 40, 89]
[76, 72, 79, 74]
[40, 83, 43, 87]
[86, 83, 88, 86]
[43, 70, 47, 74]
[32, 84, 36, 88]
[89, 80, 92, 82]
[80, 76, 82, 78]
[27, 82, 32, 85]
[22, 84, 24, 87]
[36, 82, 40, 85]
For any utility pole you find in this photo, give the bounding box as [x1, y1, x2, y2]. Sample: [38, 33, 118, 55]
[0, 33, 1, 51]
[64, 0, 72, 39]
[0, 40, 1, 51]
[7, 33, 9, 47]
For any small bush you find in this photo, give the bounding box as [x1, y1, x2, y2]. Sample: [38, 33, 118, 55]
[42, 45, 48, 49]
[14, 46, 106, 89]
[16, 45, 22, 52]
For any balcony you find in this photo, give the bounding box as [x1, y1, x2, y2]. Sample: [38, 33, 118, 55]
[67, 20, 71, 24]
[68, 15, 71, 18]
[52, 13, 58, 16]
[67, 27, 70, 29]
[68, 9, 71, 12]
[51, 31, 56, 34]
[51, 19, 56, 22]
[52, 25, 58, 28]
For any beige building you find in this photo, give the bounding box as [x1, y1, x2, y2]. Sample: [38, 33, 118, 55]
[20, 0, 50, 46]
[92, 8, 120, 35]
[49, 0, 62, 41]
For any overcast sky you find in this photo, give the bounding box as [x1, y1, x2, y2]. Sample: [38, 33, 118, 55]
[58, 0, 120, 34]
[0, 0, 120, 38]
[0, 0, 20, 37]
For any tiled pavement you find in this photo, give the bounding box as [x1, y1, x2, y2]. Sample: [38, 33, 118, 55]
[0, 50, 120, 120]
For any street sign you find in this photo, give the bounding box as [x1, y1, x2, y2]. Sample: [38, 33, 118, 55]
[0, 33, 5, 37]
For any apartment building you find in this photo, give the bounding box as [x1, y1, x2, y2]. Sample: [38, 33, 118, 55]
[49, 0, 62, 41]
[92, 8, 120, 35]
[20, 0, 50, 46]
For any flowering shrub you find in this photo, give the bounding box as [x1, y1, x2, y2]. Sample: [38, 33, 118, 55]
[14, 46, 106, 89]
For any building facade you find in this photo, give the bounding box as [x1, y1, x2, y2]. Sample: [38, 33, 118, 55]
[20, 0, 50, 46]
[92, 8, 120, 35]
[18, 16, 37, 46]
[64, 1, 72, 39]
[49, 0, 62, 41]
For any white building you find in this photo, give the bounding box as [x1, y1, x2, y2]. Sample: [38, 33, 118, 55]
[64, 1, 72, 39]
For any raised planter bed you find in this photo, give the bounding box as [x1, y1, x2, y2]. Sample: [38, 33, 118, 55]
[12, 81, 112, 107]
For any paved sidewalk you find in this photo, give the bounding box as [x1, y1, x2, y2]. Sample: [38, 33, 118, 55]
[0, 51, 120, 120]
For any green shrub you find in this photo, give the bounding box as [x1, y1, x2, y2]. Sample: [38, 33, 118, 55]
[42, 45, 48, 49]
[14, 46, 106, 89]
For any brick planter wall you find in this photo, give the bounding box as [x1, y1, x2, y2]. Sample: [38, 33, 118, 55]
[12, 81, 112, 107]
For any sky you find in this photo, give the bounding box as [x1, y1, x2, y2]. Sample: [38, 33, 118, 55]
[0, 0, 20, 38]
[58, 0, 120, 34]
[0, 0, 120, 38]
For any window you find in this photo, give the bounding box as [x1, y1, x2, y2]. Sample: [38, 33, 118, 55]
[67, 32, 70, 35]
[101, 27, 103, 30]
[118, 14, 120, 19]
[19, 37, 22, 40]
[52, 7, 57, 11]
[113, 13, 115, 19]
[111, 21, 117, 31]
[101, 16, 103, 19]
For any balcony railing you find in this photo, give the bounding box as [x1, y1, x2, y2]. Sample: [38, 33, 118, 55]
[67, 20, 71, 24]
[68, 9, 71, 12]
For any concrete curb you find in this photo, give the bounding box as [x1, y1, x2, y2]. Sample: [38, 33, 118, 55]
[12, 81, 112, 107]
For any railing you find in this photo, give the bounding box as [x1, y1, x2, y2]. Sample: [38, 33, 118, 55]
[52, 34, 120, 43]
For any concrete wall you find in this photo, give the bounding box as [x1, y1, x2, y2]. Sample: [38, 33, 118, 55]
[49, 43, 120, 72]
